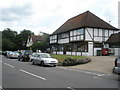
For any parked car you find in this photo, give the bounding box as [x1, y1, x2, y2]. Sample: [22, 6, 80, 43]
[2, 51, 6, 56]
[113, 57, 120, 75]
[18, 50, 33, 62]
[0, 51, 2, 55]
[7, 51, 19, 59]
[31, 53, 58, 67]
[6, 51, 12, 58]
[29, 53, 38, 61]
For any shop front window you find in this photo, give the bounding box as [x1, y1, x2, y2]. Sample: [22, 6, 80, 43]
[77, 42, 88, 52]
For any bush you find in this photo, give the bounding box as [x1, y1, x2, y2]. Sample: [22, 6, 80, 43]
[62, 57, 91, 66]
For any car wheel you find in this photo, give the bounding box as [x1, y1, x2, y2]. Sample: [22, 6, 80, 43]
[53, 65, 56, 67]
[112, 67, 116, 74]
[41, 61, 44, 67]
[18, 58, 20, 61]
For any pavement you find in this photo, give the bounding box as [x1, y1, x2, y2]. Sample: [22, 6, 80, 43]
[66, 56, 116, 74]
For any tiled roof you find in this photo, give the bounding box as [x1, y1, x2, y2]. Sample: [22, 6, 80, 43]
[31, 35, 44, 43]
[52, 11, 118, 35]
[106, 32, 120, 44]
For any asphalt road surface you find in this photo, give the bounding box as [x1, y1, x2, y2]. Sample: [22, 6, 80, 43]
[2, 55, 120, 89]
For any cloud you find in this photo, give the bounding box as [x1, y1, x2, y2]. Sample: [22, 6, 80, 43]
[0, 0, 119, 34]
[1, 3, 33, 21]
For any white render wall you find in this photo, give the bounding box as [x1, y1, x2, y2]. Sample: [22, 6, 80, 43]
[85, 28, 93, 41]
[85, 28, 116, 42]
[94, 48, 102, 56]
[88, 42, 93, 56]
[108, 48, 120, 56]
[58, 38, 69, 44]
[114, 48, 120, 56]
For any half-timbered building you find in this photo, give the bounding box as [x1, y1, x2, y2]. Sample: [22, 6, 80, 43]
[50, 11, 119, 56]
[106, 32, 120, 56]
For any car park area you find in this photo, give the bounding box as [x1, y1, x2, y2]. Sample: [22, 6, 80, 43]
[66, 56, 118, 74]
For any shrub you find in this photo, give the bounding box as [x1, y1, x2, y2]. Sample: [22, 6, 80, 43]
[62, 57, 91, 66]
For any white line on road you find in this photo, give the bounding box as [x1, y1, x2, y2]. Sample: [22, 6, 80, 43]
[19, 69, 46, 80]
[58, 67, 107, 77]
[67, 87, 76, 90]
[4, 63, 15, 68]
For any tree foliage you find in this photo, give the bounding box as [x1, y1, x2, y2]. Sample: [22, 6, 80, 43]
[2, 28, 49, 52]
[2, 28, 34, 51]
[31, 33, 49, 52]
[15, 29, 34, 50]
[31, 41, 47, 52]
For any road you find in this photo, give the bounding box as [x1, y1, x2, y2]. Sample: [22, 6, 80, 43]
[2, 55, 120, 89]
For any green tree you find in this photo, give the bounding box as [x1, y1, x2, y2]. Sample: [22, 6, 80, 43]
[31, 33, 49, 52]
[31, 41, 47, 52]
[2, 28, 18, 51]
[2, 38, 16, 51]
[2, 28, 34, 51]
[15, 29, 34, 50]
[2, 28, 17, 42]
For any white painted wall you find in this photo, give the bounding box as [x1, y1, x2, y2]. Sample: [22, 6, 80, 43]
[109, 30, 114, 36]
[85, 28, 93, 41]
[108, 48, 120, 56]
[57, 52, 63, 55]
[94, 48, 102, 56]
[53, 52, 56, 54]
[88, 42, 93, 56]
[85, 28, 116, 42]
[94, 37, 102, 42]
[81, 52, 89, 56]
[50, 35, 57, 44]
[26, 37, 33, 47]
[58, 38, 69, 44]
[114, 48, 120, 56]
[66, 52, 71, 55]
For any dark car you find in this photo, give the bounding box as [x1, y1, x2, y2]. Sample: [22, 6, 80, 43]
[18, 50, 33, 62]
[113, 56, 120, 75]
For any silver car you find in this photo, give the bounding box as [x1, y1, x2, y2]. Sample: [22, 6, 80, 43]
[113, 57, 120, 75]
[31, 53, 58, 67]
[7, 51, 19, 59]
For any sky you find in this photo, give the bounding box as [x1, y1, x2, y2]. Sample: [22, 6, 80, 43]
[1, 0, 120, 35]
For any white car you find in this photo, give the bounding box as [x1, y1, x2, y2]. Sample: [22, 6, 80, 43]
[31, 53, 58, 67]
[29, 53, 38, 61]
[7, 51, 19, 59]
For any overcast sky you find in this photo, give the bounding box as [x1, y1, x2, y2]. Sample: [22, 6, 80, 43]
[1, 0, 120, 35]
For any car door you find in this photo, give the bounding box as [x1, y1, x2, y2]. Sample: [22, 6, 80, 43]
[36, 55, 42, 64]
[33, 54, 38, 63]
[117, 58, 120, 67]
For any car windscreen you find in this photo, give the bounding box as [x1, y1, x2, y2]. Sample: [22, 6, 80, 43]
[25, 50, 33, 55]
[13, 51, 19, 55]
[39, 54, 51, 58]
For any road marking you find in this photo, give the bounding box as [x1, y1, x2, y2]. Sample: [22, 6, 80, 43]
[58, 67, 107, 77]
[4, 63, 15, 68]
[19, 69, 46, 80]
[67, 87, 76, 90]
